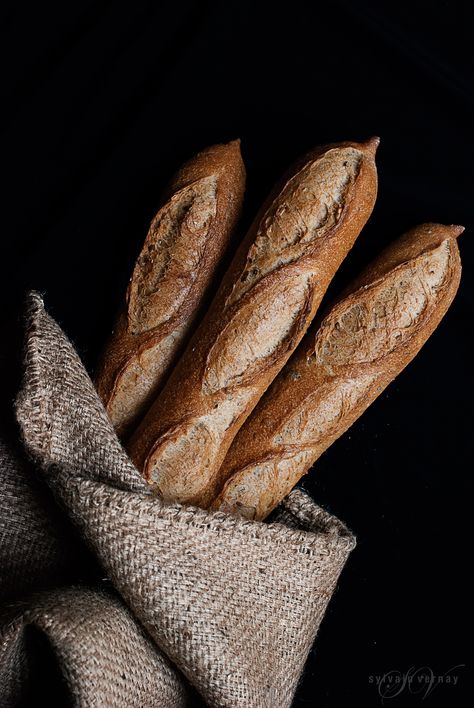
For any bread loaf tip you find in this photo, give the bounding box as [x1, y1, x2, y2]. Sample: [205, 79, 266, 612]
[364, 136, 380, 153]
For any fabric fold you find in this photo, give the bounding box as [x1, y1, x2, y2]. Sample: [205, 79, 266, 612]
[13, 291, 356, 708]
[0, 435, 95, 604]
[0, 586, 189, 707]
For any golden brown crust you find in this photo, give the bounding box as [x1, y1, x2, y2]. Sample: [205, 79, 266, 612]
[213, 223, 463, 520]
[127, 138, 379, 506]
[95, 140, 246, 436]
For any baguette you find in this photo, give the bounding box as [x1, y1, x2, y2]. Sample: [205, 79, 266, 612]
[212, 223, 463, 520]
[95, 140, 246, 436]
[127, 138, 379, 506]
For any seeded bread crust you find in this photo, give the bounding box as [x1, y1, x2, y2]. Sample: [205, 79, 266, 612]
[95, 140, 246, 436]
[127, 139, 379, 506]
[213, 223, 463, 520]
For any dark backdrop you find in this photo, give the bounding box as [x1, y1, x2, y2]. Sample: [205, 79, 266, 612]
[1, 1, 472, 705]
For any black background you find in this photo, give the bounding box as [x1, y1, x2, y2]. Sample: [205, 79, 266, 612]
[1, 1, 472, 705]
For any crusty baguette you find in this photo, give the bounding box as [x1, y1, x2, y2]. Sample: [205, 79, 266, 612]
[212, 223, 463, 520]
[95, 140, 246, 436]
[127, 138, 379, 506]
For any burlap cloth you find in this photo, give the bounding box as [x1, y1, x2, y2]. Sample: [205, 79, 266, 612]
[0, 292, 356, 707]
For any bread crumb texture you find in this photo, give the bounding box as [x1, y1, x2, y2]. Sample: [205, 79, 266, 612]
[229, 147, 362, 304]
[147, 390, 254, 501]
[107, 329, 181, 431]
[217, 453, 313, 520]
[127, 176, 217, 334]
[204, 274, 313, 393]
[315, 239, 452, 371]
